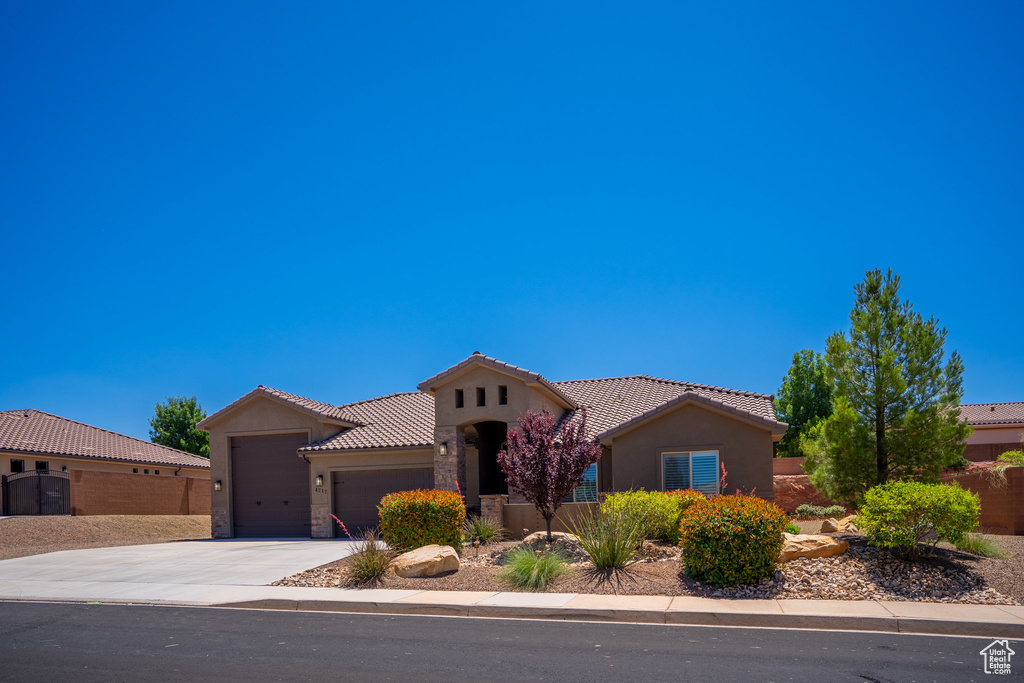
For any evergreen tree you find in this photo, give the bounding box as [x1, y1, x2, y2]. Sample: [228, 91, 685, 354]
[803, 269, 971, 506]
[774, 349, 833, 458]
[149, 395, 210, 458]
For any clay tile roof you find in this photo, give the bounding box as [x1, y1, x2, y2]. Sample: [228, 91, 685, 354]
[417, 352, 578, 409]
[197, 385, 362, 430]
[0, 409, 210, 469]
[301, 392, 435, 451]
[959, 402, 1024, 427]
[552, 375, 785, 441]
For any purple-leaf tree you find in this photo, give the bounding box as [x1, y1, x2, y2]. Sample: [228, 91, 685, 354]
[496, 408, 602, 542]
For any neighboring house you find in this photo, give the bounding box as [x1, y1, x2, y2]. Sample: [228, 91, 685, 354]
[0, 409, 210, 515]
[960, 402, 1024, 462]
[199, 352, 787, 539]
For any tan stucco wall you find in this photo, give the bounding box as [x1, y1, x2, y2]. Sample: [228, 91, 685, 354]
[431, 365, 563, 429]
[305, 446, 434, 537]
[607, 403, 774, 499]
[968, 426, 1024, 446]
[202, 395, 343, 538]
[1, 451, 208, 478]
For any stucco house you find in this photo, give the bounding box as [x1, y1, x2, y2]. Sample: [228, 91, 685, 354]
[961, 402, 1024, 462]
[0, 409, 210, 516]
[199, 352, 787, 539]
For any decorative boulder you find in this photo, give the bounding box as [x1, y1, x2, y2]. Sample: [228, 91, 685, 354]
[820, 514, 858, 534]
[389, 545, 459, 578]
[820, 518, 840, 533]
[779, 532, 849, 562]
[523, 531, 579, 544]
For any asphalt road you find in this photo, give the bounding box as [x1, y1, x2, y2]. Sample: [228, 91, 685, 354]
[0, 601, 1008, 682]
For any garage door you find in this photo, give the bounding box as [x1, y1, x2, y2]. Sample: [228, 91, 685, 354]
[231, 433, 311, 537]
[332, 468, 434, 537]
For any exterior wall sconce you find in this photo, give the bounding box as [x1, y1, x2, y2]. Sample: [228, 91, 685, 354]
[214, 480, 222, 492]
[62, 466, 68, 472]
[440, 441, 448, 456]
[315, 474, 324, 487]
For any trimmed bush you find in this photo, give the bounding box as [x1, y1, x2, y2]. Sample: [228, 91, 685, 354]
[601, 489, 706, 544]
[794, 503, 847, 519]
[500, 547, 569, 591]
[378, 489, 465, 552]
[857, 481, 980, 560]
[569, 505, 647, 570]
[678, 494, 787, 586]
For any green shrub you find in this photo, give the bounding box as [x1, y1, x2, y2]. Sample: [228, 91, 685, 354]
[600, 489, 706, 544]
[464, 514, 505, 544]
[570, 505, 648, 570]
[996, 450, 1024, 468]
[784, 521, 801, 535]
[378, 489, 465, 552]
[954, 533, 1008, 559]
[794, 503, 847, 519]
[678, 494, 787, 586]
[345, 528, 396, 584]
[857, 481, 980, 560]
[500, 547, 569, 590]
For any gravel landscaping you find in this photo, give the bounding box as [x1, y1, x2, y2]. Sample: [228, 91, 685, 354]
[273, 524, 1024, 605]
[0, 515, 211, 561]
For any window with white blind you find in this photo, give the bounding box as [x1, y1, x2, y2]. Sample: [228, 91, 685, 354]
[662, 450, 719, 496]
[564, 463, 598, 503]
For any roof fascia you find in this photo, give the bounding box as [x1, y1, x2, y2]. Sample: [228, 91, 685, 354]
[0, 448, 211, 469]
[597, 392, 788, 445]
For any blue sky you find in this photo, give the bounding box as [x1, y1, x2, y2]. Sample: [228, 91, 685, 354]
[2, 2, 1022, 441]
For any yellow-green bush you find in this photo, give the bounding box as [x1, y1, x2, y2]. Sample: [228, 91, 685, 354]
[377, 489, 465, 552]
[678, 494, 787, 586]
[857, 481, 980, 559]
[601, 489, 705, 544]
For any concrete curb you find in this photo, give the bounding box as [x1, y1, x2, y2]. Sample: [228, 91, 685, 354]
[214, 597, 1024, 638]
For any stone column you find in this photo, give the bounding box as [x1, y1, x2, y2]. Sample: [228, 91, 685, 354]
[311, 504, 333, 539]
[434, 426, 467, 496]
[479, 494, 508, 528]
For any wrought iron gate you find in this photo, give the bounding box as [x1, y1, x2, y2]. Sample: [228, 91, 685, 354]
[1, 470, 71, 516]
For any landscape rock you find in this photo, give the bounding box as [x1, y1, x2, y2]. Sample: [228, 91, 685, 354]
[523, 531, 579, 544]
[772, 475, 843, 513]
[836, 515, 859, 532]
[780, 532, 849, 562]
[389, 545, 459, 578]
[820, 518, 840, 533]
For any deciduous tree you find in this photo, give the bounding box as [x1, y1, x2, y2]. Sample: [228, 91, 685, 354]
[149, 395, 210, 458]
[803, 269, 971, 506]
[774, 349, 832, 458]
[496, 409, 602, 542]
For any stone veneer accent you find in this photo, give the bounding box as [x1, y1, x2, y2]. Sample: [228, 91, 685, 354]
[212, 508, 230, 538]
[479, 494, 507, 527]
[311, 504, 333, 539]
[433, 426, 466, 495]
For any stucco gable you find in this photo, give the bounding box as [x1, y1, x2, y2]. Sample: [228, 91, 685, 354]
[417, 352, 577, 410]
[595, 391, 788, 445]
[196, 385, 362, 431]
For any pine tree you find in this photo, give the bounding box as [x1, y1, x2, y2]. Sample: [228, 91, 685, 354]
[803, 269, 971, 506]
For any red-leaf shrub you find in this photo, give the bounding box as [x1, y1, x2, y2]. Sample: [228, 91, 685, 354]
[496, 409, 602, 542]
[678, 494, 787, 586]
[377, 489, 465, 552]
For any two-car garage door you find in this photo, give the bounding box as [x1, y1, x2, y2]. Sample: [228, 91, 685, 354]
[332, 467, 434, 537]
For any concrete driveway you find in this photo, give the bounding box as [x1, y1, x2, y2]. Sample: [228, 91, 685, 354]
[0, 539, 359, 604]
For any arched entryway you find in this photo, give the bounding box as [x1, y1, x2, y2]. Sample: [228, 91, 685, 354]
[465, 420, 508, 499]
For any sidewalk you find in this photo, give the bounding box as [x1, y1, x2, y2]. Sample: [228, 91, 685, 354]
[1, 542, 1022, 637]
